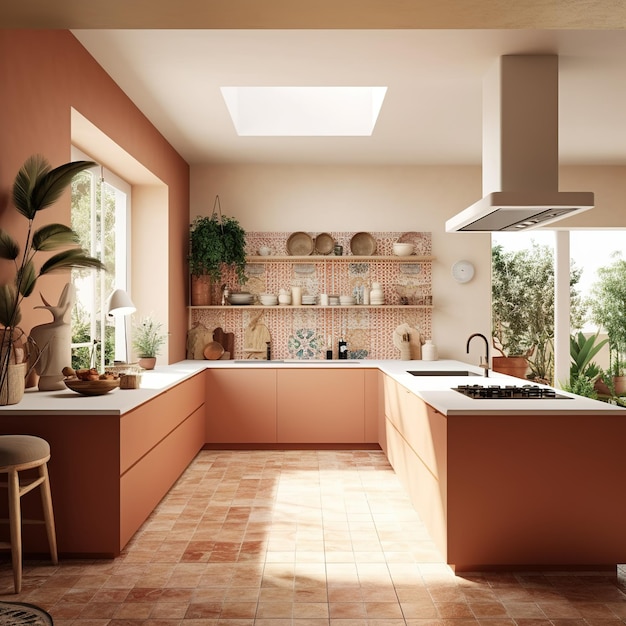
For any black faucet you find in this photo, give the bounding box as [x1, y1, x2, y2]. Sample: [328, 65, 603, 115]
[466, 333, 489, 377]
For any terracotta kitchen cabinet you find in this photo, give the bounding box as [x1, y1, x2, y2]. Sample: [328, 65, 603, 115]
[383, 374, 448, 557]
[0, 371, 206, 557]
[205, 368, 277, 443]
[276, 369, 366, 443]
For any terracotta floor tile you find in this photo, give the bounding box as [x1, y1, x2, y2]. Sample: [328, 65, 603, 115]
[3, 450, 626, 625]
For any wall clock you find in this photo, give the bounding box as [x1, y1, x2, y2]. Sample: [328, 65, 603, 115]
[451, 260, 475, 283]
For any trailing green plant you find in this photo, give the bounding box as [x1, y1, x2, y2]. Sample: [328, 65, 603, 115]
[0, 155, 106, 388]
[132, 316, 167, 358]
[189, 197, 247, 285]
[589, 252, 626, 377]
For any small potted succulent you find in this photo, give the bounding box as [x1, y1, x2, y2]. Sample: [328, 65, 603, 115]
[132, 316, 167, 370]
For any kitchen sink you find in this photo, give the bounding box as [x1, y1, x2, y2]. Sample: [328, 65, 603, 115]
[233, 359, 361, 364]
[234, 360, 284, 363]
[407, 370, 481, 377]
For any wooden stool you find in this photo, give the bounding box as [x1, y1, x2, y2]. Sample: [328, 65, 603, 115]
[0, 435, 58, 593]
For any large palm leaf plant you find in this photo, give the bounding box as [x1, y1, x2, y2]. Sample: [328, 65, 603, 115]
[0, 155, 106, 391]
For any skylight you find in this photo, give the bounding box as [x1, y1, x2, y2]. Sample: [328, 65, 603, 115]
[220, 86, 387, 136]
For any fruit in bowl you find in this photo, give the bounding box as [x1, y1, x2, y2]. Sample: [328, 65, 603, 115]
[63, 367, 121, 395]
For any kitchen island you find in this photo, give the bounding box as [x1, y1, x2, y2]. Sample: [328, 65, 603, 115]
[0, 359, 623, 572]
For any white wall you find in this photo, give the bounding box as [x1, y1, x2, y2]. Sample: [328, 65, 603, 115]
[190, 164, 492, 363]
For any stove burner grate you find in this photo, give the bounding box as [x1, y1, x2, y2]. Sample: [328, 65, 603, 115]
[452, 384, 572, 399]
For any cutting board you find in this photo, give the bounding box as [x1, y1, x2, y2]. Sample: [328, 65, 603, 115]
[213, 327, 234, 360]
[186, 322, 213, 359]
[393, 324, 424, 359]
[244, 313, 271, 359]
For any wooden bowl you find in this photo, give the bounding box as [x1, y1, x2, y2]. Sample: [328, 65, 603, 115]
[286, 232, 314, 256]
[65, 378, 120, 396]
[203, 341, 225, 360]
[350, 232, 376, 256]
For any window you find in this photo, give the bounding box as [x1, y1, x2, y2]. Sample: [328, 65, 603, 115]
[492, 229, 626, 384]
[70, 148, 130, 371]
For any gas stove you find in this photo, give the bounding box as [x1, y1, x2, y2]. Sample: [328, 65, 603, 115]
[452, 384, 571, 400]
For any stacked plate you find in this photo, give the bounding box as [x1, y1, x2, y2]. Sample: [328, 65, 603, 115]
[329, 295, 340, 306]
[302, 295, 317, 305]
[228, 292, 254, 305]
[339, 295, 356, 306]
[259, 293, 278, 306]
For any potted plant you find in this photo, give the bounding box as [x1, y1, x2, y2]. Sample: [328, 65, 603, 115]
[589, 252, 626, 396]
[0, 155, 105, 404]
[189, 196, 247, 305]
[491, 242, 585, 383]
[563, 331, 608, 399]
[132, 316, 167, 370]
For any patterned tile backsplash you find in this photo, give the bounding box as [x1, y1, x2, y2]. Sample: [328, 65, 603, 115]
[189, 231, 432, 360]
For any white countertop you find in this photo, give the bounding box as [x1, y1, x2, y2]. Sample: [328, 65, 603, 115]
[0, 358, 622, 417]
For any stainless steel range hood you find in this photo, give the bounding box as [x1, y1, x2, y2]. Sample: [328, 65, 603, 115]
[446, 55, 594, 233]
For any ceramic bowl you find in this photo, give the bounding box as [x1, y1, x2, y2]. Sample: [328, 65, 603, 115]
[393, 242, 415, 256]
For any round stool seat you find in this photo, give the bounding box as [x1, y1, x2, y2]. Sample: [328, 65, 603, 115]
[0, 435, 50, 468]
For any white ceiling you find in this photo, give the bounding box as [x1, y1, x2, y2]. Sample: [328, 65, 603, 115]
[72, 29, 626, 166]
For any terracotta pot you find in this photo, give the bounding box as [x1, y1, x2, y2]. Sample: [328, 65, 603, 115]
[594, 379, 611, 396]
[138, 357, 157, 370]
[491, 356, 529, 380]
[596, 376, 626, 397]
[191, 275, 211, 306]
[613, 376, 626, 396]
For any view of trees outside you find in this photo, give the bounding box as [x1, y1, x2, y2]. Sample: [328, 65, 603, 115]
[70, 169, 119, 369]
[492, 229, 625, 381]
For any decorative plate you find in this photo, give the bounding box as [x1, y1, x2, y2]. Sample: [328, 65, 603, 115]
[397, 231, 429, 256]
[314, 232, 335, 255]
[65, 379, 120, 396]
[286, 232, 314, 256]
[350, 232, 376, 256]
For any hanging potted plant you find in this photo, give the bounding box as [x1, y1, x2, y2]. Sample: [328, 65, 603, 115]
[132, 316, 167, 370]
[0, 155, 106, 404]
[189, 195, 247, 305]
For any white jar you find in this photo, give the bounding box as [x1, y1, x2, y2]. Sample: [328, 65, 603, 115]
[370, 282, 384, 305]
[422, 340, 438, 361]
[291, 286, 302, 306]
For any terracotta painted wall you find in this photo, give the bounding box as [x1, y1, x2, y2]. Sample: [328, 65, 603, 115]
[0, 30, 190, 362]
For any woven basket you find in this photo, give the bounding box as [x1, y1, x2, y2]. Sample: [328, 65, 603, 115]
[0, 362, 27, 406]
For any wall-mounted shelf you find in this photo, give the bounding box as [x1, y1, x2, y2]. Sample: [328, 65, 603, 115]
[189, 304, 433, 310]
[246, 255, 435, 263]
[188, 231, 434, 360]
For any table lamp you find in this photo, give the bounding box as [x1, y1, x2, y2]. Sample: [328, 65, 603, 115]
[106, 289, 136, 363]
